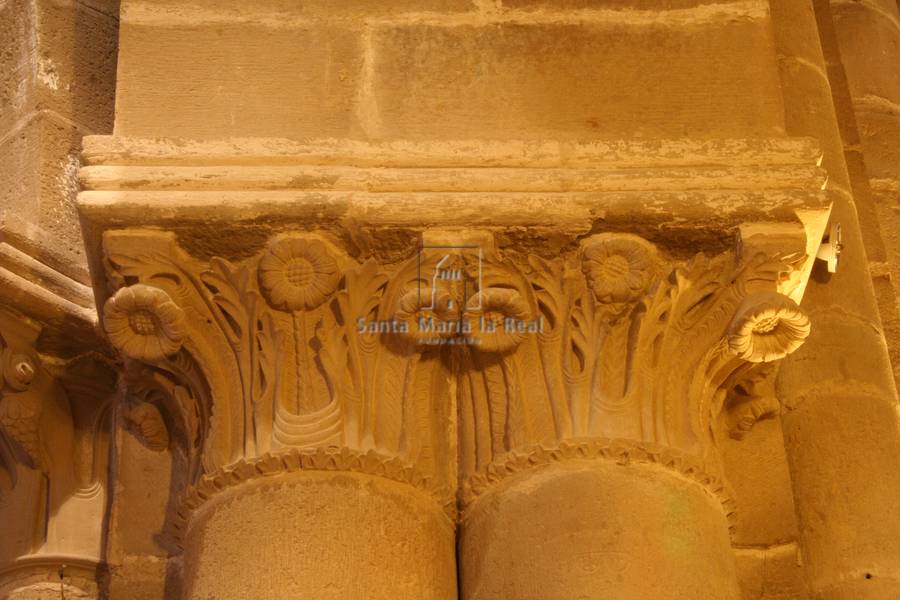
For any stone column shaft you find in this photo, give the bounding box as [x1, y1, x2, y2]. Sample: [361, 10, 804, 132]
[770, 1, 900, 597]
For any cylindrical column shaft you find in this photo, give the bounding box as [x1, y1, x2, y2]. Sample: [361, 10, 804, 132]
[181, 470, 457, 600]
[770, 1, 900, 597]
[460, 460, 740, 600]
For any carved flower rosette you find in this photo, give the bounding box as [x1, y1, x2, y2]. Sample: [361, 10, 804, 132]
[258, 236, 340, 311]
[104, 284, 187, 361]
[581, 233, 658, 304]
[727, 291, 810, 363]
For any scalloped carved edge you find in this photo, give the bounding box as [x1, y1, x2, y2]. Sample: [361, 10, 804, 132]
[173, 446, 457, 539]
[461, 438, 737, 532]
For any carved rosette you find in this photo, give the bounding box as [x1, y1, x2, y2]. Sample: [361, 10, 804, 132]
[100, 230, 459, 526]
[582, 233, 658, 304]
[99, 228, 810, 528]
[455, 233, 811, 507]
[104, 284, 187, 361]
[727, 291, 810, 362]
[258, 236, 340, 311]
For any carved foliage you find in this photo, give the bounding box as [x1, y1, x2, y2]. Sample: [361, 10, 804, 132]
[456, 235, 810, 478]
[102, 231, 454, 491]
[0, 308, 114, 566]
[722, 363, 782, 440]
[101, 229, 809, 498]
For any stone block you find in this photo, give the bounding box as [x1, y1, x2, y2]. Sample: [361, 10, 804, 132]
[776, 54, 850, 188]
[0, 112, 88, 267]
[33, 0, 119, 133]
[366, 15, 785, 140]
[502, 0, 746, 9]
[780, 388, 900, 592]
[106, 433, 175, 560]
[857, 98, 900, 179]
[721, 418, 799, 547]
[114, 4, 786, 140]
[123, 0, 475, 19]
[0, 114, 42, 226]
[107, 556, 170, 600]
[0, 0, 37, 135]
[114, 21, 366, 138]
[1, 0, 117, 270]
[734, 544, 809, 599]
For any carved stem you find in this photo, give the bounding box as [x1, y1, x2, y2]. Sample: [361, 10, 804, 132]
[292, 310, 313, 415]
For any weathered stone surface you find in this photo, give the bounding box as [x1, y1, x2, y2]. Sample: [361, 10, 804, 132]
[832, 0, 900, 105]
[734, 543, 809, 600]
[25, 115, 87, 266]
[461, 460, 740, 599]
[124, 0, 476, 17]
[113, 2, 785, 140]
[0, 0, 118, 271]
[69, 134, 829, 598]
[0, 0, 37, 135]
[31, 0, 119, 133]
[503, 0, 746, 8]
[182, 471, 456, 600]
[367, 15, 784, 140]
[115, 21, 365, 139]
[721, 418, 799, 547]
[856, 97, 900, 180]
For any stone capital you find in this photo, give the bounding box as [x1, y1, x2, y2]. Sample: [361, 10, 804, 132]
[0, 227, 116, 589]
[77, 135, 832, 528]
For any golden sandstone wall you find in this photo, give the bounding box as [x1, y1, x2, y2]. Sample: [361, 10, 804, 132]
[0, 1, 899, 599]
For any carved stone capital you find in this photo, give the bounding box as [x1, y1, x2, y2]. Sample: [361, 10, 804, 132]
[78, 136, 833, 518]
[99, 229, 458, 505]
[0, 228, 115, 574]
